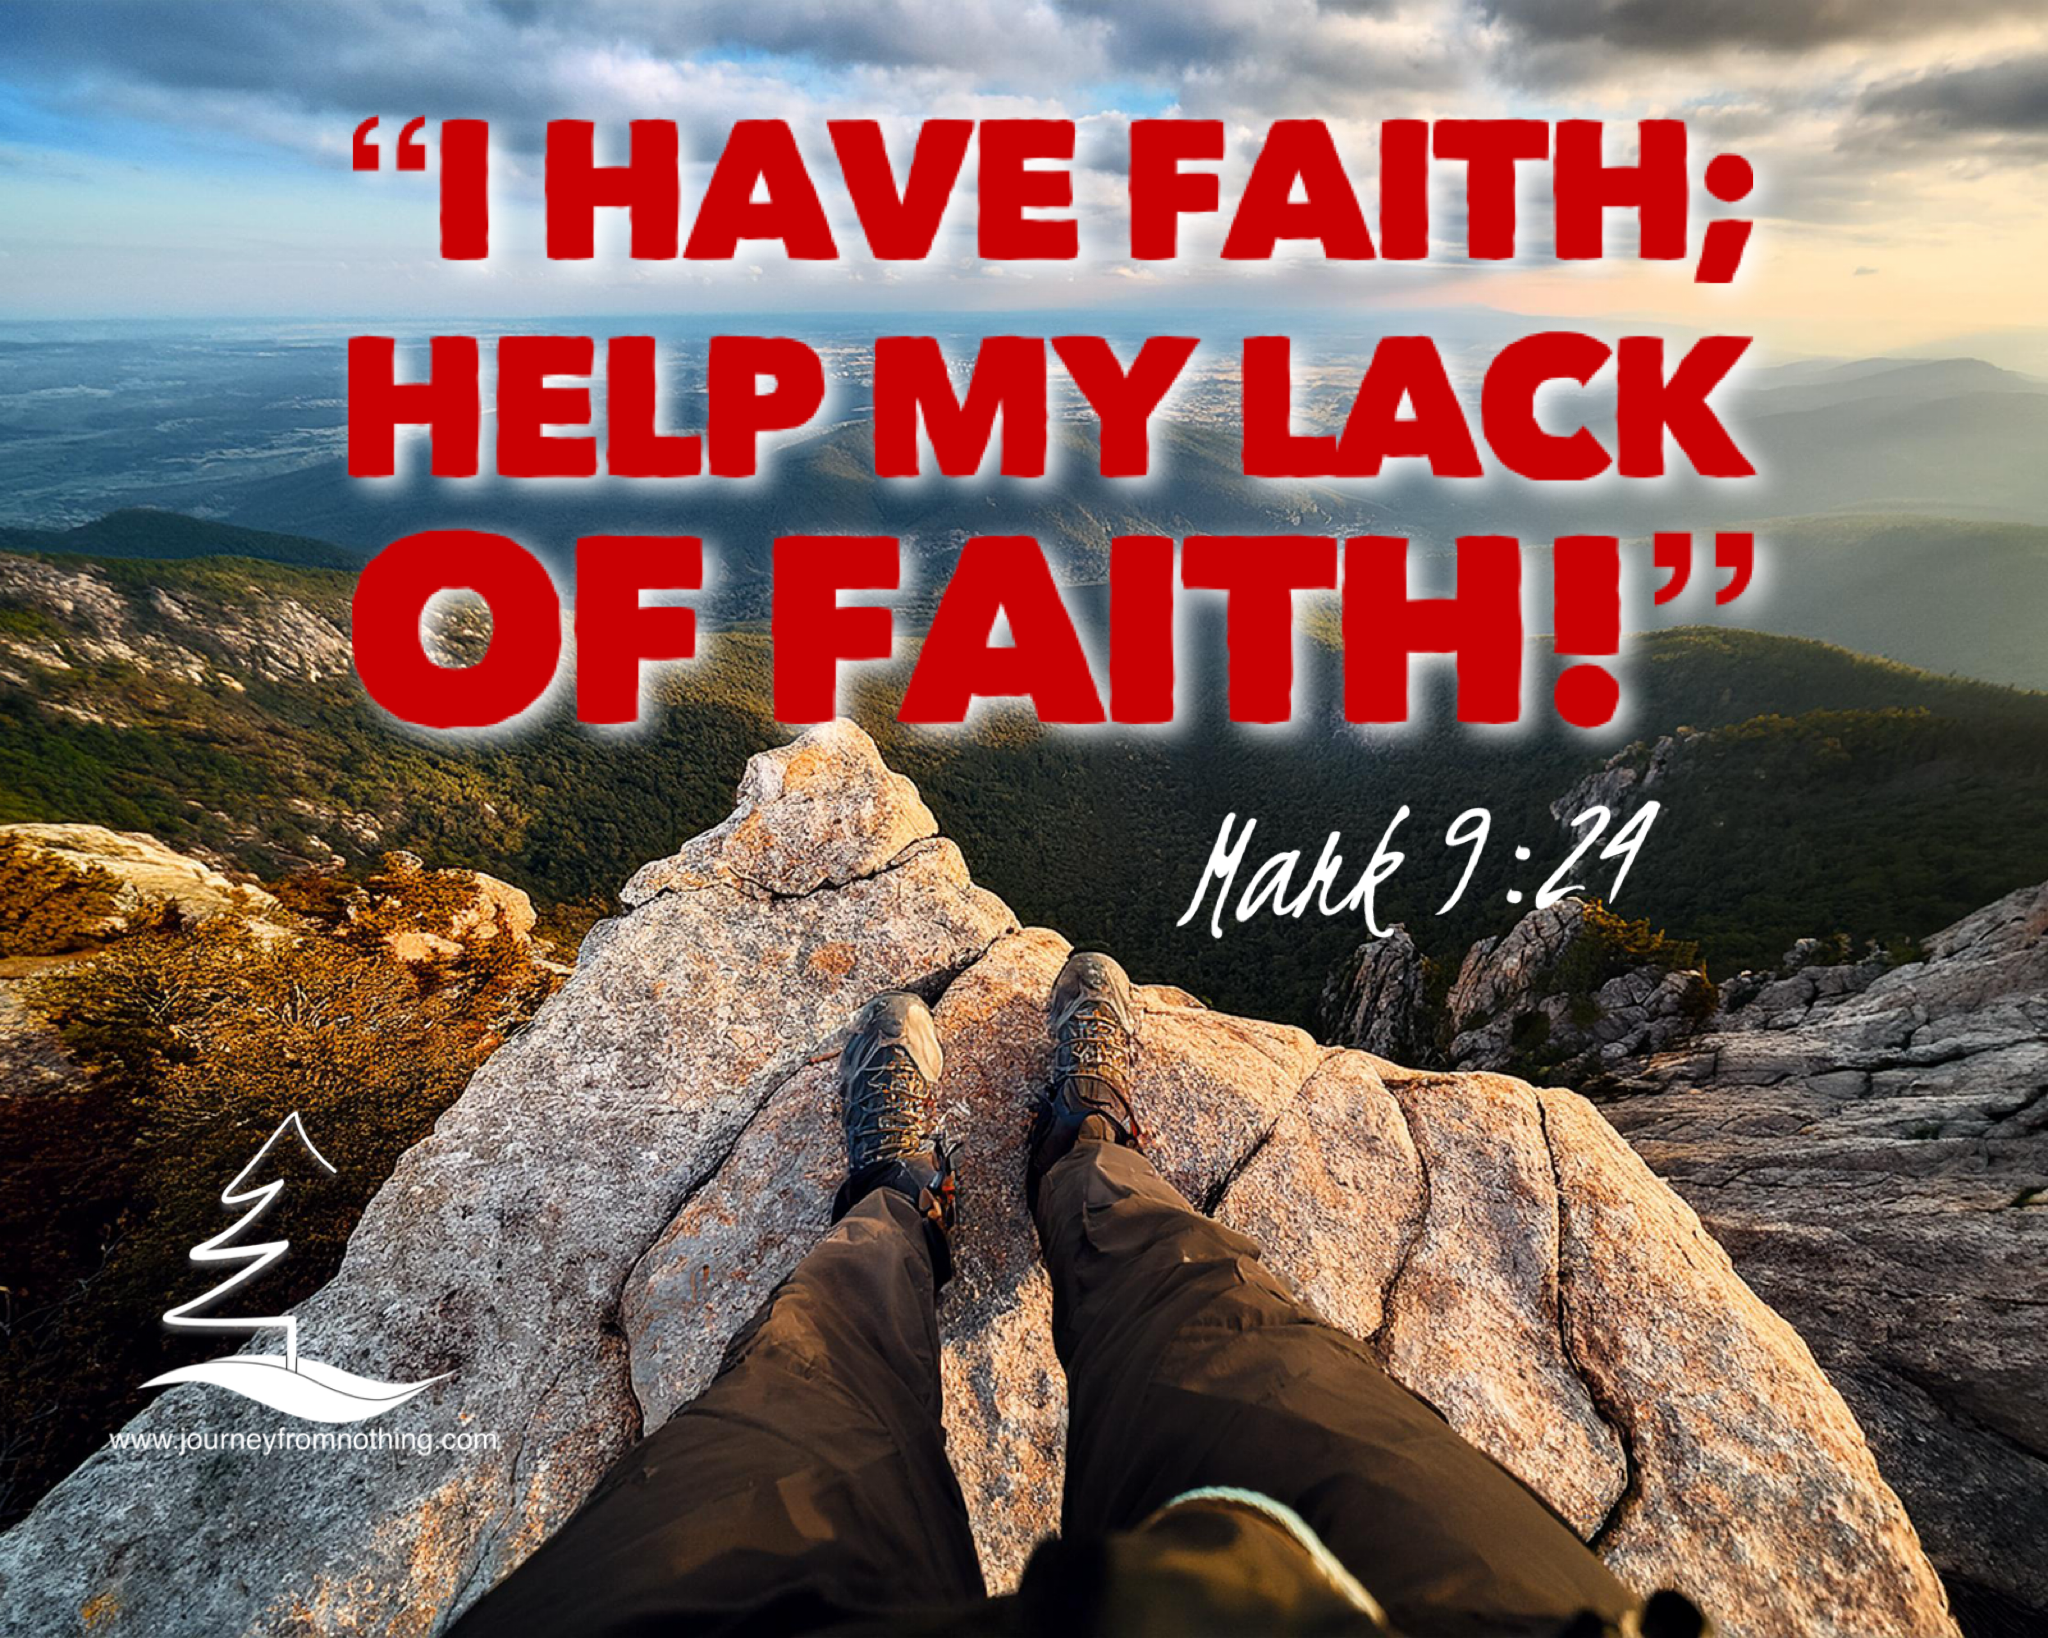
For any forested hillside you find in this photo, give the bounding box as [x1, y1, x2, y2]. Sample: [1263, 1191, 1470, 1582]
[0, 509, 361, 570]
[4, 544, 2046, 1024]
[1656, 513, 2048, 693]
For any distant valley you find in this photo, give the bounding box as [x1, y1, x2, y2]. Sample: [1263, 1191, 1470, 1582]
[6, 326, 2047, 687]
[3, 327, 2045, 1022]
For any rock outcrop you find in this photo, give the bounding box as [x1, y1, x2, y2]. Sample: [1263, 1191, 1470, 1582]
[1446, 898, 1714, 1076]
[0, 724, 1956, 1638]
[1324, 878, 2048, 1633]
[1597, 884, 2048, 1633]
[1315, 924, 1431, 1064]
[1324, 897, 1715, 1081]
[371, 851, 541, 966]
[1548, 732, 1695, 824]
[0, 821, 285, 943]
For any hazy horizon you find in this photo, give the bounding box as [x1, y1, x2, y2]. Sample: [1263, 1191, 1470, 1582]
[3, 1, 2047, 360]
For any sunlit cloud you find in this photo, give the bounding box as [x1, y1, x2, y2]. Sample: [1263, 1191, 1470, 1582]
[0, 0, 2041, 356]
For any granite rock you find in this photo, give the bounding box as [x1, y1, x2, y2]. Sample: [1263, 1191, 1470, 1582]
[1316, 925, 1431, 1064]
[0, 724, 1956, 1638]
[1599, 881, 2048, 1631]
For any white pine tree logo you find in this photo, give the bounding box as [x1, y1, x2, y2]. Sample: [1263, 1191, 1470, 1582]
[141, 1112, 450, 1422]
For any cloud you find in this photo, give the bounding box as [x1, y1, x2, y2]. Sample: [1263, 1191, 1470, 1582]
[3, 0, 2036, 173]
[0, 0, 1484, 192]
[1477, 0, 2041, 62]
[1854, 265, 1878, 275]
[1859, 53, 2048, 136]
[1, 0, 2045, 335]
[0, 0, 1447, 135]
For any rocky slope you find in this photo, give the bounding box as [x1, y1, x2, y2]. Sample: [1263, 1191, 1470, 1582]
[1602, 889, 2048, 1636]
[0, 724, 1956, 1637]
[0, 552, 354, 705]
[1324, 889, 2047, 1633]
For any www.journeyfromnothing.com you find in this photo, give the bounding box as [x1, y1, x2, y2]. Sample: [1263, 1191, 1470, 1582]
[107, 1426, 500, 1458]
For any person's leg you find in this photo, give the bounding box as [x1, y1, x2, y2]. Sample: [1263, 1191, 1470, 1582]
[451, 1187, 983, 1638]
[453, 994, 984, 1638]
[1036, 1137, 1635, 1636]
[1026, 953, 1635, 1638]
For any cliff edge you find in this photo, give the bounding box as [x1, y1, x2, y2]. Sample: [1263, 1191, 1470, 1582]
[0, 723, 1956, 1638]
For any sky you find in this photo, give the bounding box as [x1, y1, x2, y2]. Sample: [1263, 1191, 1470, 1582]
[1, 1, 2046, 359]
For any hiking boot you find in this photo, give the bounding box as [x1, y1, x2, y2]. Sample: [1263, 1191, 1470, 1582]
[1028, 952, 1141, 1207]
[833, 991, 957, 1283]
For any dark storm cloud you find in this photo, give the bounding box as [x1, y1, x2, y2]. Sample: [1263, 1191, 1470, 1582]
[1859, 55, 2048, 135]
[1477, 0, 2041, 57]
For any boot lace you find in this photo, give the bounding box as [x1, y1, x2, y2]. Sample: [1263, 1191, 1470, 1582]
[1055, 1002, 1138, 1136]
[846, 1051, 934, 1168]
[1059, 1005, 1133, 1085]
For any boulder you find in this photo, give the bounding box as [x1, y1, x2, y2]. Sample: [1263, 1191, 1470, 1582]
[0, 723, 1956, 1638]
[1316, 924, 1431, 1064]
[450, 874, 537, 946]
[1447, 898, 1589, 1035]
[374, 854, 540, 966]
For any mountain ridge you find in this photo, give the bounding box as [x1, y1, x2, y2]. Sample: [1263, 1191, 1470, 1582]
[0, 510, 363, 571]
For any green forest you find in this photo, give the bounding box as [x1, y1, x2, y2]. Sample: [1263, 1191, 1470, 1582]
[4, 543, 2047, 1025]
